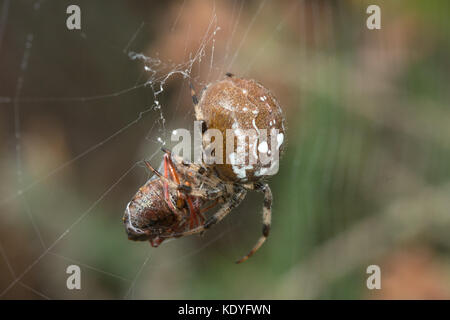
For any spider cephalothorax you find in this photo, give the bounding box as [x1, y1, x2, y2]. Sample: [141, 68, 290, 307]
[124, 74, 286, 263]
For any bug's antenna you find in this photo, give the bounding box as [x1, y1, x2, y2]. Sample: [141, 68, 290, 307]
[144, 161, 162, 178]
[189, 82, 199, 106]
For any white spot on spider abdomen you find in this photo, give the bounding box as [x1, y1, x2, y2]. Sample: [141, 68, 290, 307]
[277, 133, 284, 149]
[255, 160, 279, 177]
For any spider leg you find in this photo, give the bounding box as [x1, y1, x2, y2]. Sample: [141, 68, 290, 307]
[172, 190, 247, 237]
[236, 183, 272, 264]
[177, 159, 217, 185]
[163, 148, 220, 182]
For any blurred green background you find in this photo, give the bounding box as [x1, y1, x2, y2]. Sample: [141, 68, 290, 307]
[1, 0, 449, 299]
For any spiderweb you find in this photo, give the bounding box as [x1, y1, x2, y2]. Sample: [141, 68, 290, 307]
[1, 0, 450, 300]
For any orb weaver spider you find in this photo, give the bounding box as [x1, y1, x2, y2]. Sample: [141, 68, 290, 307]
[124, 74, 285, 263]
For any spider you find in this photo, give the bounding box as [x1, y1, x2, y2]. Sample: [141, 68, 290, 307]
[124, 74, 285, 263]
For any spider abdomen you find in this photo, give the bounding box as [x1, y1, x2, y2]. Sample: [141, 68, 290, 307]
[195, 75, 286, 182]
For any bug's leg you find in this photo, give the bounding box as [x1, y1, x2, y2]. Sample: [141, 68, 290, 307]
[198, 198, 220, 223]
[236, 183, 272, 264]
[197, 198, 223, 236]
[164, 153, 203, 228]
[189, 82, 199, 106]
[186, 198, 199, 228]
[162, 154, 184, 216]
[188, 83, 209, 135]
[165, 153, 206, 228]
[172, 190, 247, 237]
[143, 159, 184, 221]
[162, 154, 176, 212]
[164, 153, 182, 191]
[188, 198, 222, 231]
[144, 160, 180, 190]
